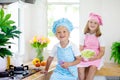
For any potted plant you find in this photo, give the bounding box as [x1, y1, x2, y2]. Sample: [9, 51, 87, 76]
[110, 41, 120, 64]
[0, 9, 21, 71]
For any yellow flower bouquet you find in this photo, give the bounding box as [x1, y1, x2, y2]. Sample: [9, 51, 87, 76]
[30, 36, 50, 62]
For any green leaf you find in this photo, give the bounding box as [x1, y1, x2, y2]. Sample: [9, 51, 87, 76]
[4, 14, 11, 22]
[0, 14, 11, 25]
[1, 26, 8, 33]
[6, 20, 15, 24]
[0, 34, 9, 46]
[0, 48, 12, 58]
[12, 30, 21, 34]
[0, 9, 4, 21]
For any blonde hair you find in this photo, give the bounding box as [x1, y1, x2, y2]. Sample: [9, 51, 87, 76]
[84, 21, 102, 37]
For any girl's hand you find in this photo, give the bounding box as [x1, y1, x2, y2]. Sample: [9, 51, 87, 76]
[61, 62, 70, 68]
[89, 56, 98, 61]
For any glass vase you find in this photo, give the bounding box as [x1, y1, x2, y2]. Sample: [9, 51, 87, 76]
[36, 48, 44, 62]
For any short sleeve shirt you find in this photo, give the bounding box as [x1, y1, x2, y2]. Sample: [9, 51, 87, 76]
[80, 33, 105, 47]
[49, 41, 81, 57]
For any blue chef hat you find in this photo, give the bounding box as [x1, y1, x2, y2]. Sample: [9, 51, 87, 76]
[52, 18, 74, 34]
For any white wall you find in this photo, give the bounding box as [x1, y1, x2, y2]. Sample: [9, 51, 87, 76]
[20, 0, 47, 62]
[80, 0, 120, 63]
[19, 0, 120, 63]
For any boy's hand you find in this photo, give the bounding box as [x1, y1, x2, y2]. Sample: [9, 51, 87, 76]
[40, 70, 48, 74]
[61, 62, 70, 68]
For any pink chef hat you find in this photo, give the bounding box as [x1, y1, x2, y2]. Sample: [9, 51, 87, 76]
[88, 13, 103, 25]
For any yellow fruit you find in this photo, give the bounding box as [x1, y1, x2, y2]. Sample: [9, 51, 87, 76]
[32, 58, 40, 65]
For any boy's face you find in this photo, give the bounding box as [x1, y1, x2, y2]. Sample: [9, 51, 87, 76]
[88, 19, 99, 32]
[55, 26, 70, 42]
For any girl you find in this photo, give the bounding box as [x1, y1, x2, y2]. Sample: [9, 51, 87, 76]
[77, 13, 105, 80]
[43, 18, 81, 80]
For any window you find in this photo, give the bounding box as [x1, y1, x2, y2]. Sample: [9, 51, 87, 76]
[47, 0, 80, 50]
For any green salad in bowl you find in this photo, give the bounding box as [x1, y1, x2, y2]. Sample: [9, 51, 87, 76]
[81, 49, 95, 61]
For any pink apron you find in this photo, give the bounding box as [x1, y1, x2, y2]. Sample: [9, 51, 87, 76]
[77, 34, 102, 68]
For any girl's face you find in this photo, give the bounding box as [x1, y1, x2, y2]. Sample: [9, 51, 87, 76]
[88, 19, 99, 33]
[55, 26, 70, 42]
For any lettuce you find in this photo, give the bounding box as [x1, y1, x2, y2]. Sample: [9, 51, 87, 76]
[81, 49, 95, 59]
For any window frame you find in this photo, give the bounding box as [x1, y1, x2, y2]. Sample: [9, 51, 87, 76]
[47, 0, 80, 50]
